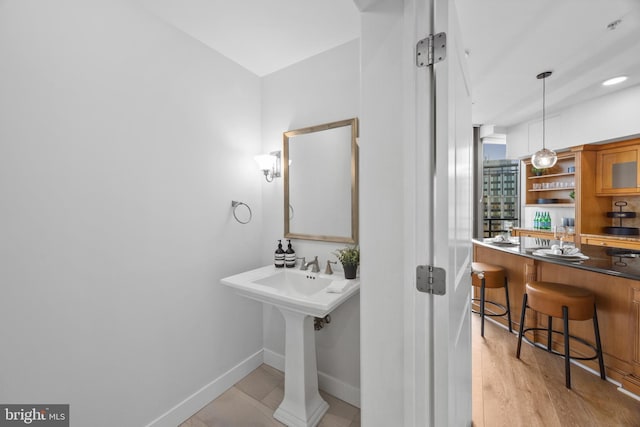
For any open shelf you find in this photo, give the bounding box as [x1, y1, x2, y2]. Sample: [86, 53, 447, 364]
[523, 153, 576, 205]
[528, 187, 575, 192]
[528, 172, 575, 180]
[525, 203, 575, 207]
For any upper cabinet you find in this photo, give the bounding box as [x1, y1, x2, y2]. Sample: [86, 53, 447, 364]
[596, 139, 640, 196]
[508, 114, 565, 160]
[506, 86, 640, 160]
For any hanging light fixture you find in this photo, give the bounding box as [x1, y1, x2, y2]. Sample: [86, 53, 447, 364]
[531, 71, 557, 169]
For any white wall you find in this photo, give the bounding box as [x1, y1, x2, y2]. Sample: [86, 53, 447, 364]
[0, 1, 265, 426]
[259, 40, 362, 406]
[358, 1, 407, 425]
[506, 84, 640, 159]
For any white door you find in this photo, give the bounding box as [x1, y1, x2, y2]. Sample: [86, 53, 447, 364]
[356, 0, 472, 424]
[432, 0, 473, 424]
[413, 0, 473, 425]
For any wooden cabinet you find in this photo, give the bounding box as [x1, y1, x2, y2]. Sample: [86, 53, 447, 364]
[580, 234, 640, 250]
[569, 140, 640, 247]
[571, 146, 614, 240]
[596, 141, 640, 196]
[523, 152, 575, 206]
[474, 242, 640, 396]
[512, 227, 575, 242]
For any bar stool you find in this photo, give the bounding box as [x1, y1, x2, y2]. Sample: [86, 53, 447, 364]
[516, 281, 606, 389]
[470, 262, 512, 337]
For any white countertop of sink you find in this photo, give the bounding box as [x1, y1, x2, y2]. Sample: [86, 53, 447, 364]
[221, 265, 360, 317]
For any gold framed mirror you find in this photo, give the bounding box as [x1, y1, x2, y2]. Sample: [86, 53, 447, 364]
[284, 118, 359, 243]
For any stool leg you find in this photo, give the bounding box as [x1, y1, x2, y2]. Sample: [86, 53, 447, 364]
[480, 278, 486, 338]
[593, 304, 606, 381]
[504, 277, 512, 333]
[563, 305, 571, 389]
[547, 316, 553, 352]
[516, 293, 528, 359]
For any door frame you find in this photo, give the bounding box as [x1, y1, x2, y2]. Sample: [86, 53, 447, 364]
[357, 0, 472, 425]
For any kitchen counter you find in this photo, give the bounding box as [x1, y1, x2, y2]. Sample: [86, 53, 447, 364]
[474, 237, 640, 281]
[580, 233, 640, 251]
[511, 228, 640, 251]
[473, 237, 640, 395]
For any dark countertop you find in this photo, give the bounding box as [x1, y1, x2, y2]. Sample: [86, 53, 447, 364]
[473, 237, 640, 281]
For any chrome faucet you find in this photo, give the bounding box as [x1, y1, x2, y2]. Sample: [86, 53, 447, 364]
[325, 260, 336, 275]
[304, 256, 320, 273]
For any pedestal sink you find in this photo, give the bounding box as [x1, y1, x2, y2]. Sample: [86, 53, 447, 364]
[221, 265, 360, 427]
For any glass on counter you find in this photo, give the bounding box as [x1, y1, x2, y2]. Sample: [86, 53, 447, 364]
[553, 225, 575, 248]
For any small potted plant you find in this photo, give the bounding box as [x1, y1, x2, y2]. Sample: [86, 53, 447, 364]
[531, 166, 544, 176]
[334, 245, 359, 279]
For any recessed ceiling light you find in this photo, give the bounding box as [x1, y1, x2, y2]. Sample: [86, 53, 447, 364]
[602, 76, 628, 86]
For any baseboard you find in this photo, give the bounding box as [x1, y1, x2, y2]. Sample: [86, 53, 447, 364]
[145, 349, 264, 427]
[262, 348, 285, 371]
[618, 386, 640, 402]
[263, 348, 361, 408]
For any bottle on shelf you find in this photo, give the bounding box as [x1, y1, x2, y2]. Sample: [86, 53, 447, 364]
[534, 211, 540, 229]
[274, 240, 285, 268]
[543, 211, 551, 230]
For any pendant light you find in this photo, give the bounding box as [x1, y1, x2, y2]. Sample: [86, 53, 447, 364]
[531, 71, 557, 169]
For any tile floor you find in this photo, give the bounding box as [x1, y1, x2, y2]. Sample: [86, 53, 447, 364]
[179, 364, 360, 427]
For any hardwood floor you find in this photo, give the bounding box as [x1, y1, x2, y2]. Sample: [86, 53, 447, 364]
[472, 314, 640, 426]
[181, 314, 639, 426]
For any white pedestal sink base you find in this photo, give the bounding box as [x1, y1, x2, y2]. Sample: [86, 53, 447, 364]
[273, 308, 329, 427]
[220, 266, 360, 426]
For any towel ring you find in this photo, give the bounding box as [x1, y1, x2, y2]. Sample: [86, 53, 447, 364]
[231, 201, 252, 224]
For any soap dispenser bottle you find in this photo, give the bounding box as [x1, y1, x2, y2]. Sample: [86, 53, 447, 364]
[285, 240, 296, 268]
[274, 240, 285, 268]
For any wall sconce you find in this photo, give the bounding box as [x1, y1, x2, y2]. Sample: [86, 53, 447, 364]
[254, 151, 281, 182]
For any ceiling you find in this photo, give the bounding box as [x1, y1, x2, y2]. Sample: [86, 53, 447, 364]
[456, 0, 640, 128]
[137, 0, 361, 77]
[138, 0, 640, 129]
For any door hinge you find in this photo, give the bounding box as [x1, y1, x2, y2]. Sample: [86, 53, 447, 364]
[416, 265, 446, 295]
[416, 32, 446, 68]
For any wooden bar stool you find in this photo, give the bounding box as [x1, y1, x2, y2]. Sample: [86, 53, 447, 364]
[470, 262, 512, 337]
[516, 281, 606, 389]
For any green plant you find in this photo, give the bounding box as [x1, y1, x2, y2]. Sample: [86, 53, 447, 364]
[334, 246, 360, 267]
[569, 190, 575, 199]
[531, 166, 544, 176]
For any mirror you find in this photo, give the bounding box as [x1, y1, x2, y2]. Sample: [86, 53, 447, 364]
[284, 118, 358, 243]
